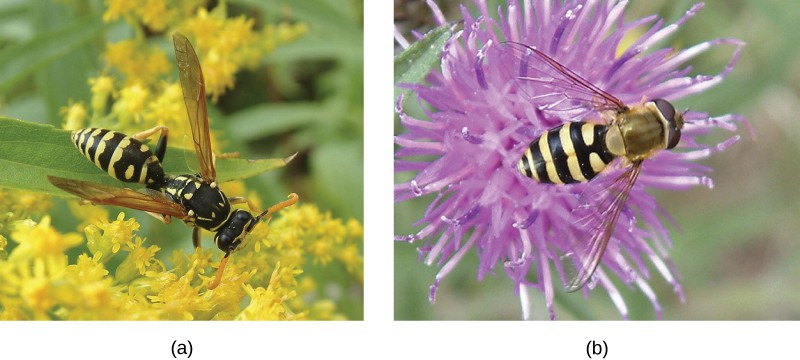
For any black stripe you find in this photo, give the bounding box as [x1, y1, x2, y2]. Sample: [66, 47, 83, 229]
[574, 124, 615, 181]
[96, 131, 126, 172]
[529, 137, 550, 183]
[112, 140, 146, 181]
[518, 154, 533, 178]
[593, 125, 614, 163]
[77, 128, 94, 156]
[85, 129, 109, 163]
[547, 124, 575, 184]
[571, 123, 598, 181]
[572, 123, 603, 181]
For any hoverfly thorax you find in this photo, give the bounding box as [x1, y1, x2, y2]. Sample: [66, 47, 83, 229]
[613, 98, 684, 161]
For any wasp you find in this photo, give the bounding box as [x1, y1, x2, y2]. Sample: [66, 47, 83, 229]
[503, 41, 684, 292]
[49, 33, 298, 290]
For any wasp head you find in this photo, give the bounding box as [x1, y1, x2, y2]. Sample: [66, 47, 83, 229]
[213, 209, 257, 253]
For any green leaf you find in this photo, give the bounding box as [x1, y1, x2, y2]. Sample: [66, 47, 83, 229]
[227, 102, 322, 140]
[310, 141, 363, 220]
[0, 118, 293, 196]
[394, 23, 453, 104]
[0, 16, 107, 95]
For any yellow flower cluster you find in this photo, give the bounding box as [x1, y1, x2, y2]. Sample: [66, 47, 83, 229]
[64, 0, 307, 149]
[0, 202, 363, 320]
[10, 0, 360, 321]
[0, 189, 53, 235]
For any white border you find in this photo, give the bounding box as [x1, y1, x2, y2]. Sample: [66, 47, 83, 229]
[2, 1, 798, 359]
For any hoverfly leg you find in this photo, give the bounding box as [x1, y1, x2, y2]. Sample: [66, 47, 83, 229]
[131, 125, 170, 162]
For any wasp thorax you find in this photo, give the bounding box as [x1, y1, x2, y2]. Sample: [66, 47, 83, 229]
[214, 209, 255, 252]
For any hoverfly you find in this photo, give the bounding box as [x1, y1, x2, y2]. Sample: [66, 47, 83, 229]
[502, 41, 684, 292]
[48, 33, 298, 290]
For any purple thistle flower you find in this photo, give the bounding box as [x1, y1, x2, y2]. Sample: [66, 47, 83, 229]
[395, 0, 746, 319]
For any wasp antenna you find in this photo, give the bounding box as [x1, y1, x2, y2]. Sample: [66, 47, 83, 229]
[207, 252, 231, 290]
[254, 193, 299, 222]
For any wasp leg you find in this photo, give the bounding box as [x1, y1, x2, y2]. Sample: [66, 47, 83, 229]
[192, 227, 202, 248]
[228, 196, 260, 212]
[131, 125, 170, 162]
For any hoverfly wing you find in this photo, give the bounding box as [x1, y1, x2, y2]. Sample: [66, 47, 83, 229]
[500, 41, 627, 116]
[563, 161, 643, 292]
[173, 32, 215, 183]
[48, 176, 189, 219]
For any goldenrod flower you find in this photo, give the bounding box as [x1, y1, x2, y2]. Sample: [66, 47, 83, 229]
[60, 101, 87, 131]
[104, 40, 170, 86]
[8, 216, 81, 260]
[111, 83, 150, 126]
[88, 75, 115, 117]
[84, 212, 139, 258]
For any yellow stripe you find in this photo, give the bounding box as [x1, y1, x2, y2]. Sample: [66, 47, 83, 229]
[567, 156, 585, 182]
[125, 165, 134, 181]
[559, 123, 586, 182]
[139, 156, 156, 183]
[582, 123, 595, 146]
[94, 140, 106, 168]
[77, 129, 88, 152]
[538, 132, 552, 162]
[108, 138, 130, 178]
[70, 130, 80, 146]
[538, 132, 562, 184]
[517, 158, 526, 176]
[589, 152, 606, 173]
[526, 148, 539, 181]
[559, 123, 575, 156]
[84, 135, 95, 159]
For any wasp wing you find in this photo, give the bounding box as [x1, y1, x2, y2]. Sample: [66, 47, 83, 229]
[173, 32, 215, 183]
[501, 41, 627, 116]
[563, 160, 642, 292]
[48, 176, 188, 219]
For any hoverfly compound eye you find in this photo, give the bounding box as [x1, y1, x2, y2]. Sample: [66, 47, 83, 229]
[653, 98, 683, 149]
[653, 98, 675, 123]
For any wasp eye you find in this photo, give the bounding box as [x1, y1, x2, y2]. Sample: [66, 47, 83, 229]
[217, 234, 231, 249]
[236, 211, 252, 221]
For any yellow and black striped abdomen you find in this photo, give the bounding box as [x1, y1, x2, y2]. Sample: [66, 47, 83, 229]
[517, 122, 615, 184]
[71, 128, 167, 188]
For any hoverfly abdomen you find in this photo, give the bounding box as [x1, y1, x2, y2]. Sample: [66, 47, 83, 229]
[518, 122, 615, 184]
[71, 128, 167, 189]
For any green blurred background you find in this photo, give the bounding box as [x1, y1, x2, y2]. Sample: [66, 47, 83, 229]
[0, 0, 363, 319]
[395, 0, 796, 320]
